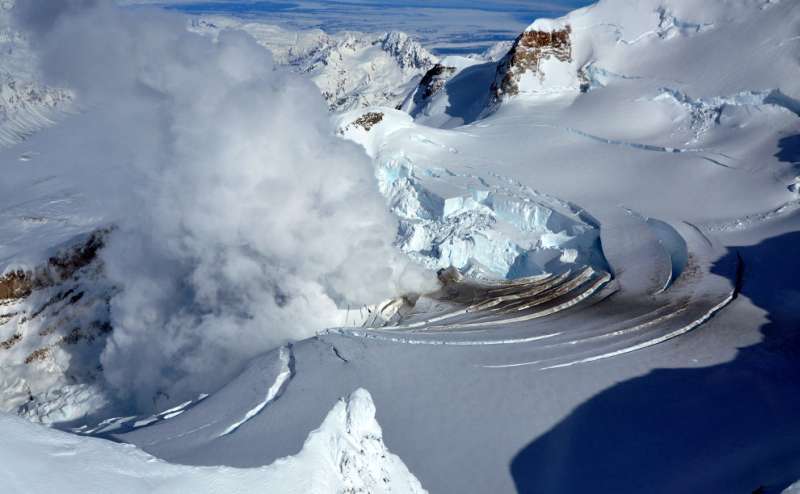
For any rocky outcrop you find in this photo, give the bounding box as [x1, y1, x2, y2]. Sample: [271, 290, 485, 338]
[396, 63, 458, 115]
[0, 230, 106, 301]
[400, 21, 578, 120]
[350, 111, 385, 132]
[418, 64, 457, 100]
[0, 230, 114, 423]
[490, 23, 574, 103]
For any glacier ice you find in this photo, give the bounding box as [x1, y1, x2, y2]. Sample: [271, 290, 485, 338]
[375, 153, 603, 280]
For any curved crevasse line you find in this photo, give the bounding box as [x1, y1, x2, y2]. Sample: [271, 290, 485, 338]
[482, 289, 734, 370]
[324, 329, 562, 346]
[539, 288, 735, 369]
[699, 199, 800, 232]
[479, 306, 688, 369]
[329, 271, 611, 343]
[374, 271, 573, 331]
[520, 122, 738, 168]
[561, 126, 736, 167]
[645, 219, 688, 294]
[219, 345, 294, 437]
[481, 229, 738, 370]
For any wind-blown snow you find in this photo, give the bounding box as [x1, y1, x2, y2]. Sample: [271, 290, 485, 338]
[0, 388, 428, 494]
[10, 0, 435, 411]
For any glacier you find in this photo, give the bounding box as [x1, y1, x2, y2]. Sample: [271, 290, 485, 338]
[1, 0, 800, 492]
[338, 108, 606, 281]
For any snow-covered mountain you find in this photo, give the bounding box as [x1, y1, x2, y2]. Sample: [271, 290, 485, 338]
[2, 0, 800, 493]
[190, 17, 438, 111]
[405, 0, 800, 130]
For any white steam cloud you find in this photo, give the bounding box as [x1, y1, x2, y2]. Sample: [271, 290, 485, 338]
[14, 0, 434, 409]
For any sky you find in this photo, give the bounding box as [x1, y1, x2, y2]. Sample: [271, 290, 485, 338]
[125, 0, 596, 54]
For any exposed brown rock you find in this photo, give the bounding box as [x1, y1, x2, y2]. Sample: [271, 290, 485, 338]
[0, 333, 22, 350]
[47, 231, 106, 281]
[418, 64, 457, 99]
[351, 111, 385, 131]
[24, 347, 49, 364]
[437, 266, 464, 286]
[0, 271, 34, 300]
[491, 25, 573, 102]
[0, 230, 107, 302]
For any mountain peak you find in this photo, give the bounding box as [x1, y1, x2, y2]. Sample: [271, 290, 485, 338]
[490, 22, 576, 103]
[380, 31, 437, 71]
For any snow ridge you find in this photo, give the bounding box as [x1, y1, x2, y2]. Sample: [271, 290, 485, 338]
[381, 31, 434, 71]
[0, 388, 428, 494]
[219, 345, 294, 437]
[320, 389, 428, 494]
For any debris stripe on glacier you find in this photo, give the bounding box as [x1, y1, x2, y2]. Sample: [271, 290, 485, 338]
[539, 287, 736, 370]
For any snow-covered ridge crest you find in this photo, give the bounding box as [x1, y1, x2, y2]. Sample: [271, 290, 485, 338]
[314, 388, 428, 494]
[0, 388, 428, 494]
[526, 18, 570, 33]
[380, 31, 435, 71]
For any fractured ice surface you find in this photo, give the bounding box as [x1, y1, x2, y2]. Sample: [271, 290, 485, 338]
[653, 88, 800, 143]
[376, 153, 603, 280]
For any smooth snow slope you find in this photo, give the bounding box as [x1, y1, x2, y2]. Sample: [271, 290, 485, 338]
[0, 388, 427, 494]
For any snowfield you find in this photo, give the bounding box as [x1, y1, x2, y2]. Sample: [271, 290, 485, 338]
[0, 388, 427, 494]
[1, 0, 800, 493]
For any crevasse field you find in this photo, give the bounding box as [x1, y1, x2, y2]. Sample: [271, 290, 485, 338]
[1, 0, 799, 493]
